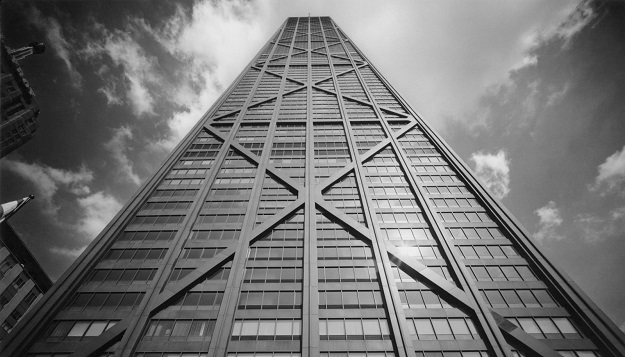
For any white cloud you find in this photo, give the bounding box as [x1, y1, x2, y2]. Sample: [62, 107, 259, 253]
[138, 0, 268, 150]
[96, 65, 123, 105]
[332, 1, 587, 130]
[534, 201, 564, 242]
[575, 206, 625, 244]
[591, 145, 625, 195]
[50, 246, 86, 258]
[3, 159, 93, 216]
[82, 24, 160, 116]
[546, 81, 570, 107]
[98, 85, 123, 106]
[553, 0, 595, 49]
[30, 8, 82, 88]
[519, 80, 541, 123]
[470, 150, 511, 199]
[611, 206, 625, 220]
[104, 126, 141, 185]
[3, 159, 121, 239]
[75, 192, 122, 238]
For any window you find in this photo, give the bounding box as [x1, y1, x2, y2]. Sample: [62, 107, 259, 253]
[231, 319, 301, 341]
[508, 317, 581, 339]
[318, 266, 377, 282]
[317, 246, 372, 260]
[379, 228, 433, 241]
[130, 215, 185, 226]
[243, 267, 303, 283]
[65, 292, 143, 311]
[197, 213, 246, 224]
[189, 229, 240, 242]
[481, 289, 558, 308]
[407, 318, 479, 340]
[457, 245, 519, 259]
[0, 256, 17, 279]
[319, 290, 383, 309]
[398, 290, 451, 309]
[556, 352, 600, 357]
[46, 320, 117, 342]
[144, 319, 215, 341]
[469, 266, 536, 282]
[151, 189, 198, 199]
[395, 246, 443, 260]
[103, 248, 167, 261]
[447, 227, 503, 240]
[86, 269, 156, 285]
[140, 201, 192, 212]
[320, 353, 397, 357]
[248, 247, 304, 260]
[227, 353, 301, 357]
[180, 247, 225, 259]
[116, 230, 176, 243]
[391, 263, 454, 283]
[238, 291, 302, 309]
[319, 319, 390, 340]
[169, 265, 231, 284]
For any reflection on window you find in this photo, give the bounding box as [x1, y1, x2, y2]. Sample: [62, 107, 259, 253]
[231, 319, 301, 340]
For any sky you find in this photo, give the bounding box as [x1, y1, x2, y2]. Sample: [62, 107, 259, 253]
[1, 0, 624, 333]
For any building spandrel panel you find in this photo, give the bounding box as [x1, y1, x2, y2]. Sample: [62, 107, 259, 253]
[4, 16, 625, 357]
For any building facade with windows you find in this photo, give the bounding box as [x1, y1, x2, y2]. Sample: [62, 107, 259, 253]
[0, 39, 41, 159]
[3, 16, 625, 357]
[0, 222, 52, 340]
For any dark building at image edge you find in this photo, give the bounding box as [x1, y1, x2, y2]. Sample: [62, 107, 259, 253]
[3, 16, 624, 357]
[0, 222, 52, 340]
[0, 38, 40, 159]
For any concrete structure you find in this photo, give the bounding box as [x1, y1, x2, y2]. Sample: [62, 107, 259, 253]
[0, 221, 52, 340]
[4, 16, 625, 357]
[1, 39, 42, 159]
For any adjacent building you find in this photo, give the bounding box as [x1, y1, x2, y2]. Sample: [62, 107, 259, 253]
[3, 16, 624, 357]
[0, 221, 52, 340]
[1, 39, 43, 158]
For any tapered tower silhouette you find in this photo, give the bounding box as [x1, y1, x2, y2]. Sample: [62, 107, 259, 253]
[4, 16, 624, 357]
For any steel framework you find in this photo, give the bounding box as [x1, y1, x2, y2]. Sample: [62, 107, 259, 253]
[4, 16, 624, 357]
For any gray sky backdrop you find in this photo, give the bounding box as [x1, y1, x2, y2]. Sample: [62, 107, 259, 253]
[1, 0, 624, 333]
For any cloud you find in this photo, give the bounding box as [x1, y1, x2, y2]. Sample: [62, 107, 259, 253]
[348, 1, 588, 131]
[620, 321, 625, 333]
[590, 145, 625, 195]
[95, 65, 123, 105]
[552, 0, 595, 49]
[29, 8, 82, 88]
[50, 246, 86, 258]
[611, 206, 625, 220]
[75, 192, 122, 238]
[98, 85, 123, 106]
[575, 206, 625, 244]
[47, 191, 122, 258]
[534, 201, 564, 242]
[81, 23, 160, 116]
[3, 159, 121, 239]
[470, 150, 511, 199]
[546, 81, 570, 107]
[3, 159, 93, 215]
[137, 0, 268, 150]
[104, 126, 141, 185]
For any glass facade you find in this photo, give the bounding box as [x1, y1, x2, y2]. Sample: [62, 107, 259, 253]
[5, 16, 625, 357]
[0, 222, 51, 341]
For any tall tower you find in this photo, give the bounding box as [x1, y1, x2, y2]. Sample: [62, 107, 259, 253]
[4, 16, 624, 357]
[1, 39, 43, 159]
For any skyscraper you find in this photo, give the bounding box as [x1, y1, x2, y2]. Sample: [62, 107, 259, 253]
[0, 221, 52, 341]
[1, 39, 43, 159]
[3, 16, 624, 357]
